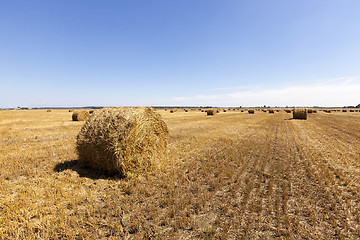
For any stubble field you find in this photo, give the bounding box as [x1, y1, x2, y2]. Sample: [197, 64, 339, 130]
[0, 109, 359, 239]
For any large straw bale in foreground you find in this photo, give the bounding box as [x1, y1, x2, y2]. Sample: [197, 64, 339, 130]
[72, 110, 90, 121]
[293, 109, 307, 120]
[76, 107, 168, 175]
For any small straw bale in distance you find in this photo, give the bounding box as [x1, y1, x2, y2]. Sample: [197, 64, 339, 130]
[248, 109, 255, 114]
[47, 109, 52, 112]
[293, 108, 307, 120]
[268, 109, 274, 113]
[76, 107, 168, 175]
[68, 109, 74, 112]
[206, 109, 216, 115]
[72, 110, 90, 121]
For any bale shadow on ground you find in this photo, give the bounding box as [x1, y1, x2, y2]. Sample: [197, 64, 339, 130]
[54, 160, 124, 180]
[285, 118, 307, 121]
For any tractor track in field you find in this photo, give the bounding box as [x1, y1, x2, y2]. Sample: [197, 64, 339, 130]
[288, 116, 360, 238]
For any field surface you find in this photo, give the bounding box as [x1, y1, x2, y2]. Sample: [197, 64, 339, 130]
[0, 109, 360, 239]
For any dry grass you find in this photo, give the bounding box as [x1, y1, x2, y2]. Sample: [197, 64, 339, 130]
[1, 109, 360, 239]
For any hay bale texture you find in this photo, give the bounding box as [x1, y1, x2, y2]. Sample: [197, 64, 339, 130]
[206, 109, 216, 115]
[248, 109, 255, 114]
[76, 107, 168, 175]
[293, 108, 307, 120]
[72, 110, 90, 121]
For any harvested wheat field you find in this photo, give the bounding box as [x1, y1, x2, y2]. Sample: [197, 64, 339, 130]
[0, 109, 360, 239]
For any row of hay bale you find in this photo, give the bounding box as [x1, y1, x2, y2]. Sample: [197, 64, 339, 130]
[319, 109, 359, 113]
[163, 107, 359, 116]
[166, 108, 251, 113]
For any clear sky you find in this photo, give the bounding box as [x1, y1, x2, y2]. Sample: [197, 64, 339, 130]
[1, 1, 359, 108]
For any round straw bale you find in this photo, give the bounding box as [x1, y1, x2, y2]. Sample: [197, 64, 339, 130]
[69, 109, 74, 112]
[268, 109, 274, 113]
[76, 107, 168, 176]
[293, 108, 307, 119]
[350, 109, 354, 112]
[72, 110, 90, 121]
[248, 109, 255, 114]
[206, 109, 216, 115]
[47, 109, 51, 112]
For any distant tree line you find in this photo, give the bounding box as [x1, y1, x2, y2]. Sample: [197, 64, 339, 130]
[344, 104, 360, 108]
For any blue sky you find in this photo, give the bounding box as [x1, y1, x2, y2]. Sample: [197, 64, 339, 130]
[1, 1, 359, 107]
